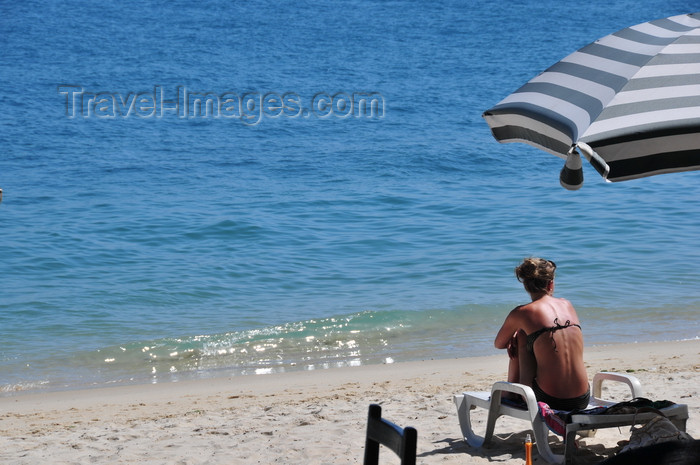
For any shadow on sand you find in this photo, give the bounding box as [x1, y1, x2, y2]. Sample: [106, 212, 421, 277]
[423, 431, 633, 464]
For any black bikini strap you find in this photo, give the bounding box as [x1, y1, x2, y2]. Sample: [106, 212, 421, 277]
[553, 318, 580, 330]
[548, 318, 581, 351]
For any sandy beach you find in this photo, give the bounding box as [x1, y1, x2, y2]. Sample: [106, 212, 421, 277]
[1, 340, 697, 464]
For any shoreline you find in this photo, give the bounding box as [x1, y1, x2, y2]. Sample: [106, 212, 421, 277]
[1, 340, 698, 464]
[2, 337, 697, 399]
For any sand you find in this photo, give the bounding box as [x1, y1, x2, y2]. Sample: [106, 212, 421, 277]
[0, 339, 698, 464]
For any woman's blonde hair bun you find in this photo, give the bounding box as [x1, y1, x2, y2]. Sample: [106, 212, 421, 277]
[515, 257, 556, 294]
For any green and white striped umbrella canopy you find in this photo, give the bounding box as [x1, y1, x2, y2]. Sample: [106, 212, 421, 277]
[483, 12, 700, 190]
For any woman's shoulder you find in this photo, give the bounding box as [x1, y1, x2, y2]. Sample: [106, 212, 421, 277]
[552, 297, 581, 322]
[510, 302, 544, 322]
[553, 296, 576, 309]
[511, 302, 536, 314]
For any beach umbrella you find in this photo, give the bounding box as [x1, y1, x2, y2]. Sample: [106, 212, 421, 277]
[483, 12, 700, 190]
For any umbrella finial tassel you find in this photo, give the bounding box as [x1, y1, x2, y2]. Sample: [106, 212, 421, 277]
[577, 142, 610, 180]
[560, 148, 583, 190]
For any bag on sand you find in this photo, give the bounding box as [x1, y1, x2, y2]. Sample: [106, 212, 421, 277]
[620, 414, 694, 454]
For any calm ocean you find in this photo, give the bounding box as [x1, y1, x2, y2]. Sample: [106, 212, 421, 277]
[1, 0, 699, 394]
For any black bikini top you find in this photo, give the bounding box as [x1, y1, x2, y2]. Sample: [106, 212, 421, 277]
[526, 318, 581, 353]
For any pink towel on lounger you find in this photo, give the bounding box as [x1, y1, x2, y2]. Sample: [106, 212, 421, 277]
[538, 402, 567, 436]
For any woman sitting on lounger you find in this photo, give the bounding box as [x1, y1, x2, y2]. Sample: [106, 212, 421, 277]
[495, 257, 590, 411]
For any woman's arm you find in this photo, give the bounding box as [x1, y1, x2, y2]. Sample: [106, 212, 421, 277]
[494, 307, 522, 349]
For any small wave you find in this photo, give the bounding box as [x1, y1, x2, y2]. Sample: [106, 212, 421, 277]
[24, 307, 493, 389]
[1, 380, 50, 394]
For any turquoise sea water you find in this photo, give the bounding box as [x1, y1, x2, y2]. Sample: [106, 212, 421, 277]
[1, 0, 699, 394]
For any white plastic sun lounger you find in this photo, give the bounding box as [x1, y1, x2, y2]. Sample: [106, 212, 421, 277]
[454, 372, 689, 464]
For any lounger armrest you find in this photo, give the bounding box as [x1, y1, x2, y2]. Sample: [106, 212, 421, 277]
[491, 381, 536, 400]
[591, 372, 644, 403]
[490, 382, 540, 421]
